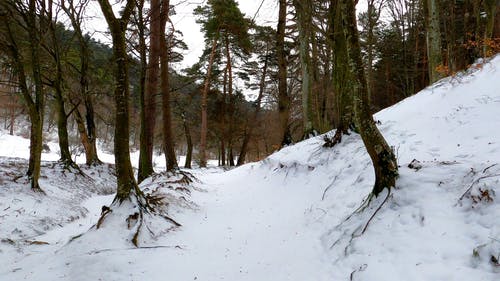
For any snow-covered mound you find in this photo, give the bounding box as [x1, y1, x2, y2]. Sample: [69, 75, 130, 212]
[250, 55, 500, 280]
[1, 55, 499, 281]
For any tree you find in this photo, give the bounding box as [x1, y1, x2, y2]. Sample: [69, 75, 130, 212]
[293, 0, 316, 138]
[45, 0, 75, 167]
[342, 0, 398, 196]
[324, 0, 353, 147]
[277, 0, 292, 147]
[97, 0, 140, 201]
[195, 0, 251, 167]
[424, 0, 443, 83]
[160, 0, 178, 171]
[61, 0, 101, 166]
[237, 25, 274, 165]
[138, 0, 160, 181]
[0, 0, 46, 192]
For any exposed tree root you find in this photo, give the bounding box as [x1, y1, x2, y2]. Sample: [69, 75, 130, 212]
[323, 130, 343, 148]
[96, 207, 112, 229]
[329, 189, 392, 253]
[323, 129, 350, 148]
[53, 159, 88, 178]
[95, 188, 182, 247]
[357, 188, 391, 236]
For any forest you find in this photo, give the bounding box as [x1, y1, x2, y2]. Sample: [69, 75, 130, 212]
[0, 0, 499, 280]
[1, 0, 499, 189]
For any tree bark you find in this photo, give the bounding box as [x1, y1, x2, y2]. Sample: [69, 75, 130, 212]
[343, 0, 398, 196]
[23, 0, 45, 192]
[47, 1, 73, 165]
[182, 113, 193, 169]
[138, 0, 160, 181]
[277, 0, 292, 147]
[324, 0, 353, 147]
[97, 0, 139, 202]
[224, 36, 235, 166]
[199, 36, 218, 167]
[484, 0, 498, 56]
[424, 0, 443, 83]
[160, 0, 178, 172]
[293, 0, 315, 138]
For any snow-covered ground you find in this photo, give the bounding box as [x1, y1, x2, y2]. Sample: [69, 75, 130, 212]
[1, 55, 499, 280]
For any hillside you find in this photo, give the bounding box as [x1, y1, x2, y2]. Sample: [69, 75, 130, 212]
[1, 55, 499, 280]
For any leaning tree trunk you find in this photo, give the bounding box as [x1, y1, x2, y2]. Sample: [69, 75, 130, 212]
[343, 0, 398, 196]
[98, 0, 139, 202]
[160, 0, 178, 172]
[199, 36, 218, 167]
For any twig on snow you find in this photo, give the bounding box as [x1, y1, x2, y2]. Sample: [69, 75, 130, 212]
[458, 174, 500, 201]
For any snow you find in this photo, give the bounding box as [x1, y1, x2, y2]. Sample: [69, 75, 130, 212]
[1, 55, 500, 280]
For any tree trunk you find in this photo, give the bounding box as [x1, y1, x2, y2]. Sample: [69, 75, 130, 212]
[200, 36, 218, 167]
[484, 0, 498, 56]
[424, 0, 443, 83]
[138, 0, 160, 181]
[182, 113, 192, 169]
[324, 0, 353, 147]
[293, 0, 315, 138]
[237, 48, 269, 166]
[47, 6, 73, 165]
[343, 0, 398, 196]
[98, 0, 139, 202]
[73, 109, 93, 162]
[220, 55, 228, 166]
[53, 72, 72, 164]
[160, 0, 178, 172]
[61, 0, 101, 166]
[277, 0, 292, 147]
[25, 0, 45, 192]
[9, 97, 15, 136]
[224, 36, 235, 167]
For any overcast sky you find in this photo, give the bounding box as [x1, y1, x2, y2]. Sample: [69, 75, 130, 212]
[170, 0, 279, 68]
[82, 0, 278, 69]
[83, 0, 368, 83]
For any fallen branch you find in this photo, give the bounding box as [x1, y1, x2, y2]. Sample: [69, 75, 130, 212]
[87, 244, 184, 255]
[458, 174, 500, 201]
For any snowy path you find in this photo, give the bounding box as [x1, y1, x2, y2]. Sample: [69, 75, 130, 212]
[153, 168, 333, 281]
[1, 167, 333, 281]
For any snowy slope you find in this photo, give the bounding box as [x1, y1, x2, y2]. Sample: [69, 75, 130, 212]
[1, 55, 499, 281]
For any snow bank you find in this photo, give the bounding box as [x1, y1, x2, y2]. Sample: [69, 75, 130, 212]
[1, 55, 499, 280]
